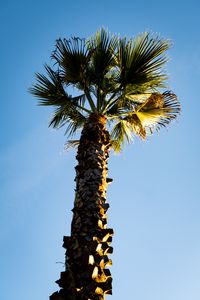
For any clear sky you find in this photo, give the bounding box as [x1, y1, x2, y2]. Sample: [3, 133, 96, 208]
[1, 0, 200, 299]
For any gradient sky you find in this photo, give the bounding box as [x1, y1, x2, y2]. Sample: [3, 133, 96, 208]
[1, 0, 200, 299]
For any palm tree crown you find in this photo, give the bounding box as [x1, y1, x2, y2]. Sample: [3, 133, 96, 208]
[30, 28, 180, 151]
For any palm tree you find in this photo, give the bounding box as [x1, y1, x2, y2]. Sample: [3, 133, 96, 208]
[30, 28, 180, 300]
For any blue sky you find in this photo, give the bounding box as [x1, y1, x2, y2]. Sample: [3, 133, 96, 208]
[1, 0, 200, 299]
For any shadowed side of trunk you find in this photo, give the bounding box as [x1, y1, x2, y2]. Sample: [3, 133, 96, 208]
[50, 113, 113, 300]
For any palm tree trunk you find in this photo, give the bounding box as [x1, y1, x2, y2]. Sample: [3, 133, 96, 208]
[50, 113, 113, 300]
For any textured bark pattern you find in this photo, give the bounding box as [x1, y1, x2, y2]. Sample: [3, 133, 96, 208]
[50, 114, 113, 300]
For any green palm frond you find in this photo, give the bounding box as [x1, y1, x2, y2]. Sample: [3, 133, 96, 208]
[72, 94, 87, 107]
[64, 110, 86, 136]
[117, 32, 170, 91]
[29, 64, 89, 111]
[29, 64, 68, 105]
[86, 28, 118, 84]
[101, 69, 120, 96]
[30, 64, 88, 130]
[52, 37, 89, 86]
[49, 105, 86, 132]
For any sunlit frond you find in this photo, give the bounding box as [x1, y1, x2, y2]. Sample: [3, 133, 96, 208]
[117, 32, 170, 90]
[108, 91, 180, 144]
[124, 113, 146, 139]
[110, 139, 121, 153]
[135, 91, 180, 133]
[110, 119, 133, 152]
[125, 93, 152, 104]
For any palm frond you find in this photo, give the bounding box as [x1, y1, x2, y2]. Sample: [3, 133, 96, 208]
[49, 105, 86, 133]
[117, 32, 171, 90]
[64, 140, 80, 151]
[52, 37, 89, 86]
[110, 139, 121, 153]
[29, 64, 68, 105]
[30, 64, 90, 131]
[135, 91, 180, 132]
[101, 68, 120, 95]
[109, 91, 180, 142]
[124, 114, 147, 139]
[86, 28, 118, 84]
[72, 93, 87, 107]
[30, 64, 89, 111]
[64, 110, 86, 136]
[110, 119, 133, 152]
[125, 92, 152, 103]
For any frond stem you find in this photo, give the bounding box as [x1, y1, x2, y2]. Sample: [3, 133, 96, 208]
[85, 90, 97, 112]
[76, 104, 92, 114]
[101, 86, 123, 114]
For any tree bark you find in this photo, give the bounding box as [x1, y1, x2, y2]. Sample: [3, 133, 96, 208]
[50, 113, 113, 300]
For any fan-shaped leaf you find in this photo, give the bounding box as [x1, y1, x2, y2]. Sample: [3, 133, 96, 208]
[135, 91, 180, 132]
[86, 28, 118, 84]
[110, 119, 133, 152]
[117, 32, 170, 89]
[52, 37, 89, 86]
[64, 140, 80, 151]
[29, 65, 68, 105]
